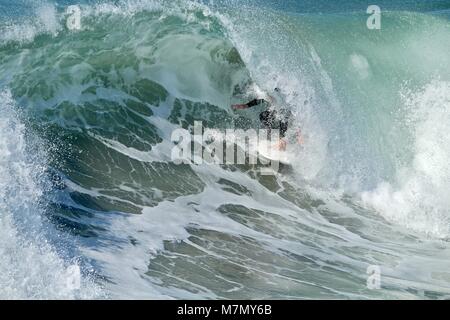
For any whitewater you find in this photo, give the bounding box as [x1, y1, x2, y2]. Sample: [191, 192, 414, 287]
[0, 0, 450, 299]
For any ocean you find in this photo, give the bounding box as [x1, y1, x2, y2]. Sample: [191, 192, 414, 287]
[0, 0, 450, 299]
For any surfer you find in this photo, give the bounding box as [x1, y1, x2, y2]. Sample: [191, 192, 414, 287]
[231, 88, 303, 151]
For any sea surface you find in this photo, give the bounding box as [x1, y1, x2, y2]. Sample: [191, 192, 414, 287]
[1, 0, 450, 299]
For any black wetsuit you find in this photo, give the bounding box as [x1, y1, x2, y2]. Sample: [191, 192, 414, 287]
[245, 99, 290, 137]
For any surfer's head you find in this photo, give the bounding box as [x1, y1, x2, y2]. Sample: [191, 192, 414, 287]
[270, 87, 284, 106]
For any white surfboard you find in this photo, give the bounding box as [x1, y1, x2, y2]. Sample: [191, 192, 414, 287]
[257, 140, 291, 165]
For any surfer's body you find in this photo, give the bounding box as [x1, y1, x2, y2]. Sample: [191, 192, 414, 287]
[232, 88, 303, 151]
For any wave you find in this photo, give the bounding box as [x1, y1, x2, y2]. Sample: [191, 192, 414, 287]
[1, 0, 450, 298]
[362, 80, 450, 237]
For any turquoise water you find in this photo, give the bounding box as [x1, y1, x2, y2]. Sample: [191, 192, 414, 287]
[1, 0, 450, 299]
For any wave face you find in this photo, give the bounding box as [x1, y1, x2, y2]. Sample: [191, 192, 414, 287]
[1, 0, 450, 299]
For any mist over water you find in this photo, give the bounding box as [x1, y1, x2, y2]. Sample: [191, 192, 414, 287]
[0, 0, 450, 299]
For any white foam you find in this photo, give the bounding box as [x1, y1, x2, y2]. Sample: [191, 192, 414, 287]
[349, 53, 371, 80]
[0, 89, 103, 299]
[362, 81, 450, 238]
[0, 3, 61, 44]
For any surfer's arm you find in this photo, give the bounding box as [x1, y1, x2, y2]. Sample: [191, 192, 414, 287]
[232, 99, 267, 110]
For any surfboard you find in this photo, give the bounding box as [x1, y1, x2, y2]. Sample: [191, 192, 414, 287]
[257, 140, 291, 165]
